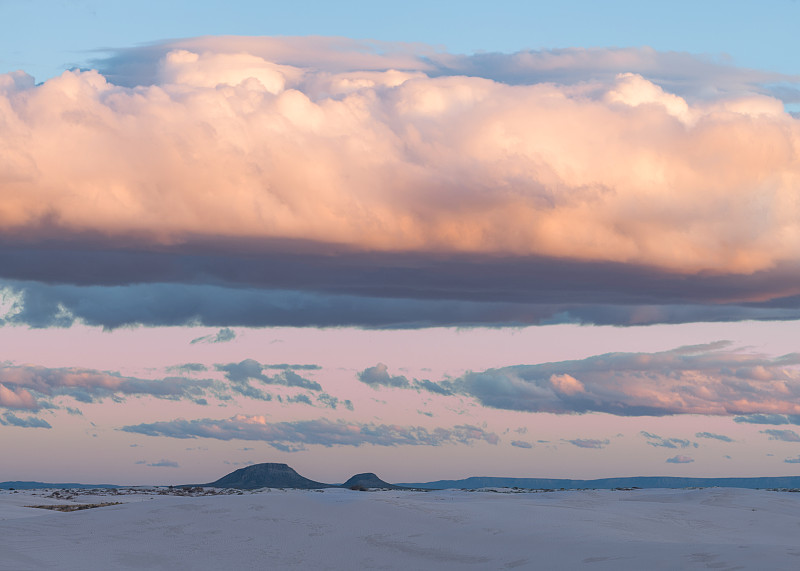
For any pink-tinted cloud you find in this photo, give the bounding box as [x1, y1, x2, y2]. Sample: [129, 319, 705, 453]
[0, 383, 38, 409]
[402, 342, 800, 417]
[1, 38, 798, 277]
[0, 364, 214, 409]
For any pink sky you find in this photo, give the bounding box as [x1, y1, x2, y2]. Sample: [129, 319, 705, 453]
[1, 37, 800, 485]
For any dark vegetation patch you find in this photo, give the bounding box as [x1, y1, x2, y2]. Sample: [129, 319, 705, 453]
[26, 502, 122, 512]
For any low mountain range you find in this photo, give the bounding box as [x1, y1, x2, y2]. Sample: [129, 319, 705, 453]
[4, 464, 800, 491]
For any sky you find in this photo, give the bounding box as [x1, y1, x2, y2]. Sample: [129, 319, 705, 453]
[1, 0, 800, 486]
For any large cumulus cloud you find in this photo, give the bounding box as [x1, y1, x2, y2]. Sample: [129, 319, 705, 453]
[2, 37, 800, 328]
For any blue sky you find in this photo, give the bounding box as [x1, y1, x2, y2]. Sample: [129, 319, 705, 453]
[2, 0, 800, 484]
[3, 0, 799, 81]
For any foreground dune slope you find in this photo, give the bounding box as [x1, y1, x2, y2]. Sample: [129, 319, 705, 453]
[2, 487, 800, 570]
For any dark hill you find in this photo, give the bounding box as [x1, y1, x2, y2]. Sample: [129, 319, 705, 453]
[341, 473, 404, 490]
[205, 463, 333, 489]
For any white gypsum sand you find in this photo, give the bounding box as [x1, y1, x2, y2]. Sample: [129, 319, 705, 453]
[2, 487, 800, 570]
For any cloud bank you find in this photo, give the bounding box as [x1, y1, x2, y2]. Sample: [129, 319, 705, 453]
[1, 37, 800, 328]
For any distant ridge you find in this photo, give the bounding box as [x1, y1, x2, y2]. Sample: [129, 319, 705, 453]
[0, 481, 120, 490]
[205, 463, 334, 489]
[398, 476, 800, 490]
[341, 473, 405, 490]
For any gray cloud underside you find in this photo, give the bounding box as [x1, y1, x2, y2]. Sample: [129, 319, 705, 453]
[120, 416, 499, 449]
[3, 245, 800, 327]
[377, 342, 800, 417]
[734, 414, 800, 425]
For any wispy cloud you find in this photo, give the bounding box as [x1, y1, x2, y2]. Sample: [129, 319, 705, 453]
[666, 455, 694, 464]
[0, 412, 51, 428]
[565, 438, 609, 449]
[120, 415, 499, 450]
[641, 431, 697, 449]
[190, 328, 236, 344]
[146, 459, 180, 468]
[695, 432, 735, 443]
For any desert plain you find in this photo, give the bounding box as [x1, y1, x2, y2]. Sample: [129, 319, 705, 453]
[2, 486, 800, 570]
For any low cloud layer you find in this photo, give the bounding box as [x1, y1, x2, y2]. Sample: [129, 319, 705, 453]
[0, 360, 335, 413]
[1, 37, 800, 328]
[121, 415, 499, 450]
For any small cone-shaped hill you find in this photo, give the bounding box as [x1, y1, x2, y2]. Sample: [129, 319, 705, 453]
[206, 463, 332, 489]
[341, 472, 404, 489]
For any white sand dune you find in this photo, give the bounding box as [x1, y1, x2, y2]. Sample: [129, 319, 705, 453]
[2, 487, 800, 570]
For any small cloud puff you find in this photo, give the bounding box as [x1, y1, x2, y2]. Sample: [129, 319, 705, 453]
[358, 364, 410, 388]
[666, 455, 694, 464]
[511, 440, 533, 449]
